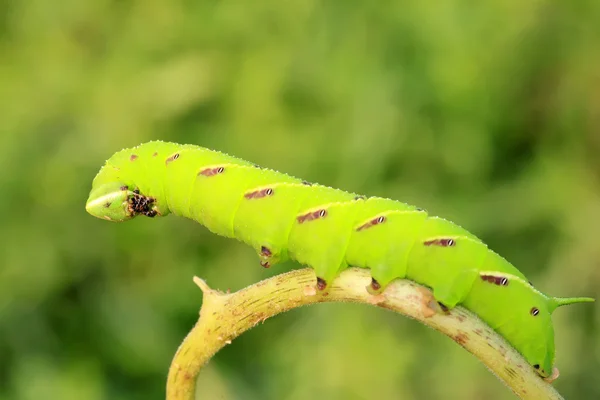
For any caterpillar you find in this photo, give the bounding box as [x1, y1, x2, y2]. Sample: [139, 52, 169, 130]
[86, 141, 594, 379]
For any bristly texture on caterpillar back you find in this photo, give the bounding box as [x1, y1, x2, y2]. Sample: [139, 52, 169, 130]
[85, 140, 594, 379]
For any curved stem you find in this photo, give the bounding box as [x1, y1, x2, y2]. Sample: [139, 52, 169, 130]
[166, 267, 563, 400]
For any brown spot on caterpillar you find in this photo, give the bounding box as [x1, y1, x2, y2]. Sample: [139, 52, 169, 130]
[530, 307, 540, 316]
[357, 215, 387, 231]
[424, 238, 456, 247]
[152, 152, 158, 157]
[438, 302, 449, 313]
[260, 260, 270, 268]
[481, 274, 510, 286]
[366, 277, 383, 295]
[165, 153, 180, 164]
[130, 154, 138, 161]
[244, 188, 274, 199]
[103, 202, 111, 208]
[370, 278, 381, 291]
[453, 331, 469, 346]
[316, 277, 327, 291]
[120, 185, 128, 191]
[260, 246, 272, 257]
[199, 167, 224, 177]
[296, 209, 328, 223]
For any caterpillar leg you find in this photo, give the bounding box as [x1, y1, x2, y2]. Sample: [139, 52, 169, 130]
[406, 217, 490, 310]
[233, 182, 311, 269]
[345, 198, 428, 295]
[287, 189, 362, 292]
[431, 268, 479, 309]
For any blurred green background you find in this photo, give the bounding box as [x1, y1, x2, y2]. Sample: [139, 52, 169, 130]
[1, 1, 599, 399]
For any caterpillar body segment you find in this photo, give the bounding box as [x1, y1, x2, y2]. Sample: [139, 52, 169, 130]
[85, 141, 594, 379]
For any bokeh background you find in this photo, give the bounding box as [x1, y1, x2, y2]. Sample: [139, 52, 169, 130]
[1, 1, 599, 399]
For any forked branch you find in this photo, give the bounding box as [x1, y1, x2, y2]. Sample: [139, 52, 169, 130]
[166, 268, 563, 400]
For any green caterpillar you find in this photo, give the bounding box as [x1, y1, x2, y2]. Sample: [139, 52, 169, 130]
[86, 141, 594, 379]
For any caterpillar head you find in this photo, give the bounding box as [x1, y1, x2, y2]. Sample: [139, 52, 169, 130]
[86, 182, 140, 221]
[86, 164, 162, 221]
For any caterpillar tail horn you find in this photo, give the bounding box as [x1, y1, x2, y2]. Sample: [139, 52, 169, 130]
[549, 296, 595, 313]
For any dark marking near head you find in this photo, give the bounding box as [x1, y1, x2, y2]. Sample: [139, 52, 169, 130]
[128, 192, 157, 217]
[370, 278, 381, 291]
[438, 302, 449, 312]
[302, 180, 312, 186]
[530, 307, 540, 316]
[130, 154, 138, 161]
[152, 152, 158, 157]
[481, 274, 510, 286]
[120, 185, 128, 191]
[133, 189, 140, 194]
[423, 238, 456, 247]
[260, 246, 272, 257]
[104, 202, 111, 208]
[533, 364, 540, 370]
[316, 277, 327, 291]
[165, 153, 180, 164]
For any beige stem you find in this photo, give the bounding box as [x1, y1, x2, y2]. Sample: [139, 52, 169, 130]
[166, 267, 563, 400]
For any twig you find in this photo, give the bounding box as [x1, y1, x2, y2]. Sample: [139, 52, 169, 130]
[165, 267, 564, 400]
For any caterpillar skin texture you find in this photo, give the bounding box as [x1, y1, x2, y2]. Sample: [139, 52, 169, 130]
[86, 141, 594, 379]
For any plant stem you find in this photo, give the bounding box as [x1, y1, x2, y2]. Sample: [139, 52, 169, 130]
[166, 267, 564, 400]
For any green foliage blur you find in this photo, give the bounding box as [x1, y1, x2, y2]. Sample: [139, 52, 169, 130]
[1, 1, 599, 399]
